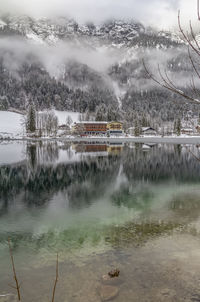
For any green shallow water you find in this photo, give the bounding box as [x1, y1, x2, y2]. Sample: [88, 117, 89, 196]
[1, 141, 200, 301]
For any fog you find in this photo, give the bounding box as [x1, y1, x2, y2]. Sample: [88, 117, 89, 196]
[0, 34, 197, 93]
[0, 37, 123, 77]
[0, 0, 198, 30]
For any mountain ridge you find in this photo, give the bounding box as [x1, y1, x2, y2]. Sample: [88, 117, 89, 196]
[0, 14, 198, 126]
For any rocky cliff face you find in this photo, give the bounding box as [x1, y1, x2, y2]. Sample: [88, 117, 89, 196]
[0, 15, 183, 48]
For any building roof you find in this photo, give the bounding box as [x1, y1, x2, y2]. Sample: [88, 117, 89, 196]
[181, 128, 193, 131]
[74, 121, 108, 124]
[142, 127, 156, 131]
[74, 121, 123, 125]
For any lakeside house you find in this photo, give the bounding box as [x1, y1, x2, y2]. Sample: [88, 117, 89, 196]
[72, 121, 123, 136]
[181, 128, 194, 135]
[142, 127, 157, 136]
[196, 125, 200, 134]
[107, 122, 124, 136]
[127, 127, 157, 136]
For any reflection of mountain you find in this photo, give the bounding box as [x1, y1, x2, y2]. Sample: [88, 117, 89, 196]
[123, 144, 200, 183]
[0, 142, 121, 214]
[1, 142, 200, 216]
[1, 142, 200, 261]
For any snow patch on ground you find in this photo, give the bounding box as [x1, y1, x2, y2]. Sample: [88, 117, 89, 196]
[54, 110, 80, 125]
[0, 111, 24, 139]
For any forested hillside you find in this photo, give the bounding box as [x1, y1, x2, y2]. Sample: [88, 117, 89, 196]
[0, 15, 199, 124]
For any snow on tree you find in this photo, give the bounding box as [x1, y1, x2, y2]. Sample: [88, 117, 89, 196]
[26, 104, 36, 133]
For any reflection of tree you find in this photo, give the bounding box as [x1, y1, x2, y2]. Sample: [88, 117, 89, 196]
[1, 143, 200, 217]
[123, 145, 200, 182]
[174, 144, 182, 157]
[26, 142, 59, 165]
[27, 144, 37, 170]
[0, 152, 121, 213]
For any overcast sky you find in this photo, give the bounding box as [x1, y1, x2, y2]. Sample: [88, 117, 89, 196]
[0, 0, 198, 30]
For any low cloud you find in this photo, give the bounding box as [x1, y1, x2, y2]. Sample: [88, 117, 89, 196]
[0, 0, 198, 30]
[0, 37, 122, 78]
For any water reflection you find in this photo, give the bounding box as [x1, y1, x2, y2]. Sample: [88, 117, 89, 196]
[1, 142, 200, 301]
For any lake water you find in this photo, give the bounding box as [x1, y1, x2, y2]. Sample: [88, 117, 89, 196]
[1, 141, 200, 301]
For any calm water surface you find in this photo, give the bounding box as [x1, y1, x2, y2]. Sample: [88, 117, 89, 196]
[1, 141, 200, 301]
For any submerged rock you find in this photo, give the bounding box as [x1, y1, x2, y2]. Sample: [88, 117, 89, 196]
[102, 274, 123, 286]
[98, 285, 119, 301]
[156, 288, 177, 301]
[108, 269, 120, 278]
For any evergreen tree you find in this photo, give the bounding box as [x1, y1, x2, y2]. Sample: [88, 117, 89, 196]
[134, 119, 141, 137]
[0, 96, 9, 110]
[26, 104, 36, 133]
[173, 120, 177, 133]
[176, 118, 181, 136]
[95, 104, 107, 121]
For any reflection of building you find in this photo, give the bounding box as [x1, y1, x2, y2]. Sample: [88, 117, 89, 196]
[107, 142, 124, 155]
[75, 144, 107, 153]
[73, 142, 123, 155]
[73, 121, 123, 136]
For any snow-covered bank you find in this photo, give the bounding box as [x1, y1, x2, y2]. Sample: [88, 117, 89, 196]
[0, 111, 24, 139]
[58, 136, 200, 145]
[0, 110, 80, 139]
[1, 111, 200, 145]
[54, 110, 80, 125]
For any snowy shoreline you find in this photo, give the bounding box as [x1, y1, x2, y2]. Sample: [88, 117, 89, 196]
[2, 136, 200, 145]
[1, 111, 200, 145]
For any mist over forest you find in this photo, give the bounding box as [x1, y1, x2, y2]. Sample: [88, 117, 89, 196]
[0, 7, 199, 126]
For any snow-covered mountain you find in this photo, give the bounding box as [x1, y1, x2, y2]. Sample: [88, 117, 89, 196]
[0, 14, 198, 124]
[0, 15, 183, 48]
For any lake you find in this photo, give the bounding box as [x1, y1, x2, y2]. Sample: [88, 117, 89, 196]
[1, 141, 200, 302]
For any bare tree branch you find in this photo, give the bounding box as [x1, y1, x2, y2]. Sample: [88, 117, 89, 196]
[51, 253, 59, 302]
[8, 238, 21, 301]
[198, 0, 200, 20]
[187, 147, 200, 162]
[188, 46, 200, 80]
[189, 20, 200, 53]
[178, 11, 200, 56]
[142, 60, 200, 104]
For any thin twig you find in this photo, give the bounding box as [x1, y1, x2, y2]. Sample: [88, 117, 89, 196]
[51, 253, 59, 302]
[142, 60, 200, 104]
[188, 46, 200, 80]
[8, 238, 21, 301]
[189, 21, 200, 53]
[178, 11, 200, 57]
